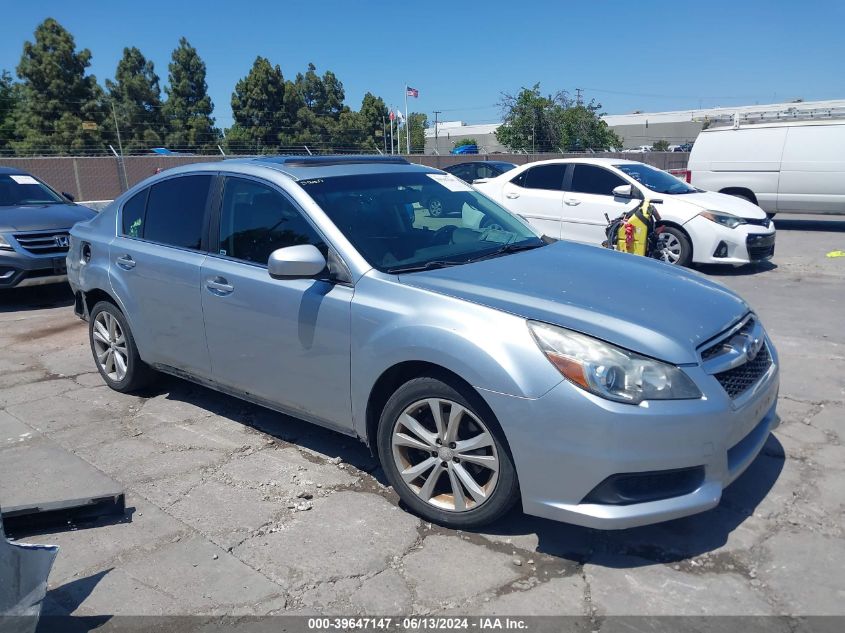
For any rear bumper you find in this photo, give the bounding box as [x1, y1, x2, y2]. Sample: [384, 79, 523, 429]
[480, 352, 780, 530]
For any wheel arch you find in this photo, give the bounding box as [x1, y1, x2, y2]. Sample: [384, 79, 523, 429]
[719, 187, 758, 205]
[656, 219, 694, 260]
[364, 361, 496, 455]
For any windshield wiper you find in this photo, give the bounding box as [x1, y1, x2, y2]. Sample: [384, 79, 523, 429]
[464, 240, 545, 263]
[387, 260, 466, 274]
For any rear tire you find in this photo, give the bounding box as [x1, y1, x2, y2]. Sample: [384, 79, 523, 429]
[377, 375, 519, 528]
[654, 226, 692, 266]
[89, 301, 155, 393]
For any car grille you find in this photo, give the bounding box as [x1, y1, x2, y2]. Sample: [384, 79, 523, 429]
[700, 316, 757, 361]
[714, 345, 772, 399]
[746, 233, 775, 261]
[13, 231, 71, 255]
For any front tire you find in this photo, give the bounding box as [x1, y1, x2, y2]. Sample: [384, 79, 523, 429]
[89, 301, 155, 393]
[654, 226, 692, 266]
[427, 196, 447, 217]
[377, 376, 519, 528]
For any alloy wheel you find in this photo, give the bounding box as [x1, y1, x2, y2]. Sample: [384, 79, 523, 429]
[428, 198, 444, 217]
[92, 311, 129, 382]
[391, 398, 499, 512]
[655, 232, 682, 264]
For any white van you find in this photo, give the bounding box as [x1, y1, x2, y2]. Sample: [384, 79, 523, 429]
[688, 118, 845, 215]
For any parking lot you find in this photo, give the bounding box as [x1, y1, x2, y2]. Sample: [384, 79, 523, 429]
[1, 214, 843, 621]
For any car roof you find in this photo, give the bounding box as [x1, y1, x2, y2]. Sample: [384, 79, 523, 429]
[515, 157, 642, 168]
[0, 166, 27, 175]
[153, 155, 441, 182]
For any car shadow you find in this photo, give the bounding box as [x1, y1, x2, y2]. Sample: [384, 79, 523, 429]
[0, 284, 74, 313]
[140, 376, 784, 568]
[40, 569, 113, 630]
[772, 217, 845, 232]
[474, 434, 785, 567]
[696, 260, 778, 277]
[144, 375, 384, 481]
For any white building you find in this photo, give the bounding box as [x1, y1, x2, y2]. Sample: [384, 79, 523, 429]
[424, 99, 845, 153]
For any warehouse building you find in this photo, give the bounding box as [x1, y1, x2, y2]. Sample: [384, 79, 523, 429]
[424, 98, 845, 153]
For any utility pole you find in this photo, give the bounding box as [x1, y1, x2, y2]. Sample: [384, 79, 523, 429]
[382, 115, 387, 154]
[575, 88, 583, 106]
[433, 110, 441, 155]
[111, 102, 128, 191]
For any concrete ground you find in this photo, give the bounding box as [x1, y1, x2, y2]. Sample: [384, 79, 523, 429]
[0, 214, 842, 620]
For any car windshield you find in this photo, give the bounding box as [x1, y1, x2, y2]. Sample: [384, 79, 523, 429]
[614, 163, 696, 195]
[489, 161, 517, 173]
[0, 174, 66, 206]
[301, 171, 545, 273]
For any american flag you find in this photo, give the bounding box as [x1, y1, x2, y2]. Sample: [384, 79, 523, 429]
[406, 86, 419, 98]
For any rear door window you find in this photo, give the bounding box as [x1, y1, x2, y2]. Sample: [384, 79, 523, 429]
[514, 164, 566, 190]
[143, 175, 212, 250]
[569, 165, 626, 196]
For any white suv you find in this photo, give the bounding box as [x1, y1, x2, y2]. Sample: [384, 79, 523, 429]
[474, 158, 775, 266]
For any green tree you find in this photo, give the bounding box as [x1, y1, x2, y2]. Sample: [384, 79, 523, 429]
[403, 112, 427, 153]
[558, 103, 621, 151]
[227, 56, 287, 153]
[0, 71, 20, 154]
[652, 139, 670, 151]
[454, 137, 477, 148]
[106, 47, 166, 152]
[496, 83, 620, 152]
[358, 92, 388, 150]
[162, 37, 219, 151]
[14, 18, 107, 155]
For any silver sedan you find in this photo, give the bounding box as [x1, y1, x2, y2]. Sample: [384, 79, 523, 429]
[67, 156, 779, 529]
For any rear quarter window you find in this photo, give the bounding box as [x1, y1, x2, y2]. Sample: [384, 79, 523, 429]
[121, 188, 148, 237]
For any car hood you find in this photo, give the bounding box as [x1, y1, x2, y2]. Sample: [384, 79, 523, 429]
[0, 204, 97, 232]
[399, 241, 750, 364]
[658, 190, 767, 220]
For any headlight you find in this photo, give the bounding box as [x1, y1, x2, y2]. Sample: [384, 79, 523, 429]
[699, 211, 747, 229]
[528, 321, 702, 404]
[0, 235, 13, 251]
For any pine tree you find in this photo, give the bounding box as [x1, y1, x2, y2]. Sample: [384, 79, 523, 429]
[358, 92, 388, 150]
[106, 47, 166, 152]
[0, 71, 19, 154]
[14, 18, 106, 155]
[227, 56, 286, 153]
[162, 37, 219, 151]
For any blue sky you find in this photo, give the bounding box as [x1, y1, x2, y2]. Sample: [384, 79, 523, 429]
[1, 0, 842, 130]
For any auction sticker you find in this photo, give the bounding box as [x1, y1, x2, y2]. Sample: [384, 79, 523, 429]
[427, 173, 473, 192]
[10, 175, 39, 185]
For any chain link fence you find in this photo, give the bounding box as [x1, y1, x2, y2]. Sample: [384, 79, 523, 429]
[0, 152, 689, 204]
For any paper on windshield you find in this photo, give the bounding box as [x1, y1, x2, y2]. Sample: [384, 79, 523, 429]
[10, 175, 39, 185]
[427, 173, 473, 192]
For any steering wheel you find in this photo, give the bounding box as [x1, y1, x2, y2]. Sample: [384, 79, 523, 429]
[431, 225, 457, 245]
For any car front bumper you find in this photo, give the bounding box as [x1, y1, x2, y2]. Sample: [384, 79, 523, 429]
[684, 216, 776, 265]
[480, 346, 780, 529]
[0, 248, 69, 289]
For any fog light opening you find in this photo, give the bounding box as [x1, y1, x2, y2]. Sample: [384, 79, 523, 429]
[713, 241, 728, 258]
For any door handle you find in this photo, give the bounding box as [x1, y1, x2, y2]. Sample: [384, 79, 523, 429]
[564, 197, 581, 206]
[206, 276, 234, 296]
[505, 192, 520, 199]
[115, 255, 136, 270]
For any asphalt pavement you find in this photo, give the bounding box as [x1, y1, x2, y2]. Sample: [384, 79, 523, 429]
[0, 213, 842, 622]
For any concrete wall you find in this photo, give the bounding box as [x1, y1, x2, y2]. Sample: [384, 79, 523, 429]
[0, 153, 689, 202]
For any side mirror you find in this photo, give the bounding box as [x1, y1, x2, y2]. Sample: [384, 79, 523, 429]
[612, 184, 634, 198]
[62, 192, 76, 202]
[267, 244, 326, 279]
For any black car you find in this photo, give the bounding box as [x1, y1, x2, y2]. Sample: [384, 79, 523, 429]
[426, 161, 517, 217]
[0, 167, 95, 288]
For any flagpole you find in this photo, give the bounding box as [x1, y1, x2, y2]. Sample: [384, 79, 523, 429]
[404, 85, 410, 155]
[390, 111, 394, 155]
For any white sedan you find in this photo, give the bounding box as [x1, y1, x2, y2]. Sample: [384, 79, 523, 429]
[473, 158, 776, 266]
